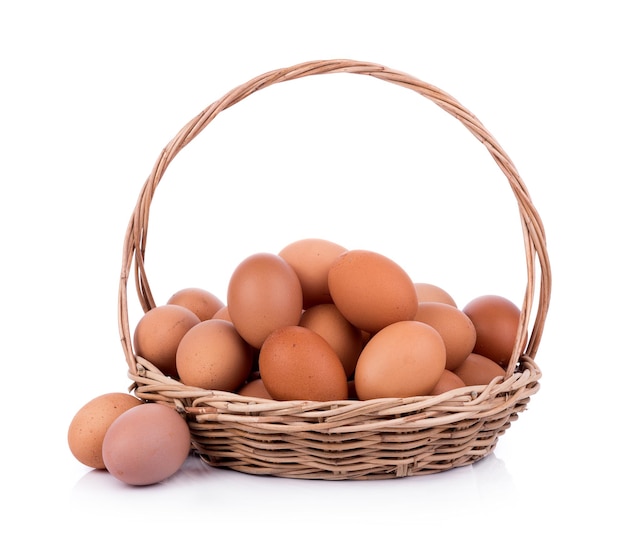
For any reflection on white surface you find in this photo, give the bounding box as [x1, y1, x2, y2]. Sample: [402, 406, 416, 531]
[69, 451, 516, 530]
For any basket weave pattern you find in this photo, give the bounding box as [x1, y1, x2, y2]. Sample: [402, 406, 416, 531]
[118, 59, 551, 480]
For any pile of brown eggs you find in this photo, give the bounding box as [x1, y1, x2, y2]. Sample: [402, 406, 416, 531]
[68, 237, 524, 486]
[134, 237, 524, 401]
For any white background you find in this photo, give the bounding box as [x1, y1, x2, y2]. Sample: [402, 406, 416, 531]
[2, 1, 624, 542]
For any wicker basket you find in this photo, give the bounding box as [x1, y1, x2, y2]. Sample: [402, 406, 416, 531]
[118, 59, 551, 480]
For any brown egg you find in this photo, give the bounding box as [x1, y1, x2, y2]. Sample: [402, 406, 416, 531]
[167, 287, 224, 321]
[133, 304, 201, 377]
[463, 295, 523, 366]
[328, 249, 418, 333]
[454, 353, 506, 386]
[227, 253, 303, 349]
[238, 378, 273, 399]
[414, 301, 476, 371]
[258, 325, 349, 401]
[278, 238, 348, 308]
[354, 321, 446, 400]
[68, 392, 144, 469]
[429, 369, 466, 395]
[212, 305, 231, 321]
[414, 282, 457, 307]
[176, 319, 253, 392]
[102, 403, 191, 486]
[299, 303, 362, 378]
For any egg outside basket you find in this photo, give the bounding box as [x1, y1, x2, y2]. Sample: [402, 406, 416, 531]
[118, 59, 551, 480]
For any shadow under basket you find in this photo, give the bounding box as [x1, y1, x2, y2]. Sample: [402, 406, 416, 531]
[118, 59, 551, 480]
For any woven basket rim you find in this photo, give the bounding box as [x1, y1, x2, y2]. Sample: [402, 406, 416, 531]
[128, 354, 541, 420]
[117, 58, 551, 403]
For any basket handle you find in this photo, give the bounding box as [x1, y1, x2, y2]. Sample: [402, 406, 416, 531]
[118, 59, 551, 379]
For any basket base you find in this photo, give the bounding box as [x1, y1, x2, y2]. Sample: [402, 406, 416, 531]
[196, 446, 498, 480]
[129, 356, 540, 480]
[190, 416, 511, 480]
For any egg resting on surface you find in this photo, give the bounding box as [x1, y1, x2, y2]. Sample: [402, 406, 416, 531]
[102, 403, 191, 486]
[67, 392, 143, 469]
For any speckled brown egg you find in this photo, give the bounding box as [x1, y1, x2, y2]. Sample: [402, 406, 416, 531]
[227, 253, 303, 349]
[67, 392, 144, 469]
[354, 320, 446, 400]
[278, 238, 348, 308]
[258, 325, 349, 401]
[167, 287, 224, 321]
[133, 304, 201, 377]
[176, 319, 253, 392]
[414, 301, 477, 371]
[328, 249, 418, 333]
[299, 303, 362, 378]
